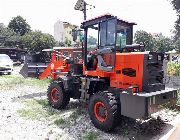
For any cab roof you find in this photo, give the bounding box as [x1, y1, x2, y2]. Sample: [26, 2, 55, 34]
[81, 13, 137, 29]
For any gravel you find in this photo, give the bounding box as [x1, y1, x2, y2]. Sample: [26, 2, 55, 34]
[0, 65, 179, 140]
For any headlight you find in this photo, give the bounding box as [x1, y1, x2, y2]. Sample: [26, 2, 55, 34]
[148, 54, 153, 60]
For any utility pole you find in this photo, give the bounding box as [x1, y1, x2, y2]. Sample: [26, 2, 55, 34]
[83, 2, 87, 20]
[74, 0, 95, 20]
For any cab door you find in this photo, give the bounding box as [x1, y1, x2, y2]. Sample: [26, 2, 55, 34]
[98, 17, 117, 72]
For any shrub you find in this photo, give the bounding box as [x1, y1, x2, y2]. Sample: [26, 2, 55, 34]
[167, 63, 180, 76]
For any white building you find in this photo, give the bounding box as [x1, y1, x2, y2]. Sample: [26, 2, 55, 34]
[54, 20, 64, 42]
[54, 21, 81, 45]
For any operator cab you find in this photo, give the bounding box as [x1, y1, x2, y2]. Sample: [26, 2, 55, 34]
[81, 14, 136, 72]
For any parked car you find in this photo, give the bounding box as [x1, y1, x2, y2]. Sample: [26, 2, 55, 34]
[0, 54, 13, 75]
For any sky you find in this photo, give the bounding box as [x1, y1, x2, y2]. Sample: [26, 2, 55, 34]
[0, 0, 177, 37]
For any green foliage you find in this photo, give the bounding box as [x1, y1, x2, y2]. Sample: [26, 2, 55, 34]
[88, 36, 97, 45]
[1, 15, 56, 51]
[82, 131, 99, 140]
[0, 24, 20, 47]
[17, 99, 57, 120]
[17, 99, 86, 128]
[167, 63, 180, 76]
[64, 37, 71, 47]
[20, 30, 56, 52]
[174, 38, 180, 52]
[134, 30, 174, 52]
[54, 118, 66, 126]
[69, 108, 86, 120]
[134, 30, 154, 51]
[1, 15, 56, 52]
[154, 37, 174, 52]
[171, 0, 180, 41]
[0, 75, 50, 89]
[8, 16, 31, 36]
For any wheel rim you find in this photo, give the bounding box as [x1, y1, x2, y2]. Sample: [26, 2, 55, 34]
[50, 88, 60, 102]
[94, 101, 108, 122]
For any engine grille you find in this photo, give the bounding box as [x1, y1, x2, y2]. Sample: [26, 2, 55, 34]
[142, 52, 165, 92]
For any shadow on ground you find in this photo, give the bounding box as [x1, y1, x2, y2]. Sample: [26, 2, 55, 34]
[113, 116, 173, 140]
[12, 92, 47, 102]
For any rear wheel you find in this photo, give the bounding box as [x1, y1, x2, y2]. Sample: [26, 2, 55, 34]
[47, 82, 70, 109]
[89, 91, 120, 131]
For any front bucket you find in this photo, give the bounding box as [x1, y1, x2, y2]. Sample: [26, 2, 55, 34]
[19, 62, 48, 78]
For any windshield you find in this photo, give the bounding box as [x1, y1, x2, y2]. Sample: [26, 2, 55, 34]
[100, 18, 116, 47]
[116, 24, 133, 50]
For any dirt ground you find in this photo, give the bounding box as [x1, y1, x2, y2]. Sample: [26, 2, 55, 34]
[0, 65, 179, 140]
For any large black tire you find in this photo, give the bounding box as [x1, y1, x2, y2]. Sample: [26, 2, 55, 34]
[88, 91, 120, 131]
[47, 82, 70, 109]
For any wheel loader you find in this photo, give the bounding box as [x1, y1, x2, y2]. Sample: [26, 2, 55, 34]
[46, 14, 178, 131]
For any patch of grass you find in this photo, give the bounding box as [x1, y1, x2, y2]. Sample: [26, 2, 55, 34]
[17, 99, 58, 120]
[54, 118, 66, 126]
[82, 131, 99, 140]
[24, 78, 50, 87]
[17, 109, 39, 120]
[0, 75, 50, 89]
[69, 108, 86, 120]
[36, 99, 49, 108]
[0, 75, 24, 87]
[17, 99, 87, 129]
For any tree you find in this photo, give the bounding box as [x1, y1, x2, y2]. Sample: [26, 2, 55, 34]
[154, 37, 174, 52]
[0, 24, 20, 47]
[174, 38, 180, 52]
[170, 0, 180, 40]
[8, 16, 31, 36]
[134, 30, 154, 51]
[64, 37, 71, 47]
[134, 30, 174, 52]
[20, 31, 56, 52]
[88, 36, 97, 45]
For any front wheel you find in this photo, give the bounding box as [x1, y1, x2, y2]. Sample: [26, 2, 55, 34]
[88, 91, 120, 131]
[47, 82, 70, 109]
[8, 72, 11, 75]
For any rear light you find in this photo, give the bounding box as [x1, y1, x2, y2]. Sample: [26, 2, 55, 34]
[132, 87, 139, 93]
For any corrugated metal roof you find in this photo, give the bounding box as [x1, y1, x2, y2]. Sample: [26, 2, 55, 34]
[82, 13, 137, 25]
